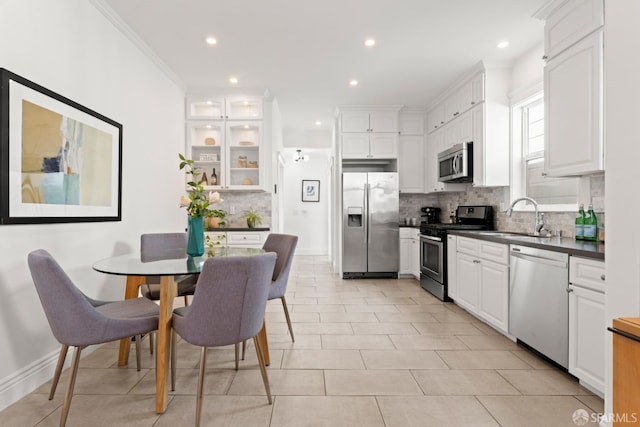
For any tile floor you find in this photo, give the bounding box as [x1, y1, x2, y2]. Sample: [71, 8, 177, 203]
[0, 255, 604, 426]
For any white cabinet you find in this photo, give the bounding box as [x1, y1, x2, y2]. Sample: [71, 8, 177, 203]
[544, 30, 603, 176]
[186, 96, 266, 191]
[426, 65, 510, 189]
[398, 110, 426, 193]
[537, 0, 604, 177]
[399, 228, 420, 279]
[542, 0, 604, 59]
[341, 110, 398, 133]
[447, 235, 458, 300]
[340, 108, 400, 159]
[205, 230, 267, 248]
[187, 96, 263, 120]
[187, 120, 264, 190]
[398, 135, 424, 193]
[455, 236, 509, 333]
[568, 256, 605, 395]
[424, 128, 465, 194]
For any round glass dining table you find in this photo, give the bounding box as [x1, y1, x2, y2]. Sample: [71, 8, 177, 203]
[93, 246, 266, 414]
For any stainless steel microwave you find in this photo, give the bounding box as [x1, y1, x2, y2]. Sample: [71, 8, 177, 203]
[438, 141, 473, 183]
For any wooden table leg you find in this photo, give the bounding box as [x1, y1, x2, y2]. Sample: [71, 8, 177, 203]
[118, 275, 147, 366]
[156, 275, 177, 414]
[256, 320, 270, 366]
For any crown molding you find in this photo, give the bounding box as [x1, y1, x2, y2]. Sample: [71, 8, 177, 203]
[89, 0, 186, 91]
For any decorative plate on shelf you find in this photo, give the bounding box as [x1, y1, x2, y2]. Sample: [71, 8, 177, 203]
[242, 178, 254, 185]
[238, 140, 255, 146]
[204, 137, 216, 146]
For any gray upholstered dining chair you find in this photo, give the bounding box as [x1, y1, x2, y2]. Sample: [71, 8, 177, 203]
[140, 232, 198, 352]
[170, 253, 277, 427]
[27, 249, 160, 427]
[238, 233, 298, 364]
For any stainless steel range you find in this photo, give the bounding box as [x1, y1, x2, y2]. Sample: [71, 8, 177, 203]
[419, 205, 494, 301]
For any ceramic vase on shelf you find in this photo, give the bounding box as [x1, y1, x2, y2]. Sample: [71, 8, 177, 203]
[208, 217, 222, 228]
[186, 216, 205, 257]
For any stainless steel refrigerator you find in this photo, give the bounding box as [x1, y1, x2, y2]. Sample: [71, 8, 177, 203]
[342, 172, 399, 278]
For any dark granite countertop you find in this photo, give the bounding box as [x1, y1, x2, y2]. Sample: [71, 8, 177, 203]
[450, 230, 604, 260]
[205, 227, 270, 232]
[399, 224, 421, 229]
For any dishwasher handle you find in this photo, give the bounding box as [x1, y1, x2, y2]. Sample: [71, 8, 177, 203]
[510, 250, 568, 268]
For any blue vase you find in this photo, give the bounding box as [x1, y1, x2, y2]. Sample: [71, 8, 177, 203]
[186, 216, 205, 257]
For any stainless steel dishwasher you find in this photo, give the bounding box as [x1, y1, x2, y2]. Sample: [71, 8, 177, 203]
[509, 244, 569, 368]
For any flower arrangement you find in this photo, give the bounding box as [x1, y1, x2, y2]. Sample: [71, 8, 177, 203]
[178, 153, 226, 223]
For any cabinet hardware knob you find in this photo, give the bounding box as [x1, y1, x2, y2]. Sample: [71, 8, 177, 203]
[453, 112, 459, 116]
[473, 259, 480, 264]
[567, 287, 573, 293]
[471, 101, 475, 105]
[542, 55, 548, 60]
[440, 121, 444, 124]
[600, 274, 605, 281]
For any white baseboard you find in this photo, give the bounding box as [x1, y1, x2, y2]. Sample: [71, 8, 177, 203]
[295, 248, 328, 256]
[0, 346, 69, 411]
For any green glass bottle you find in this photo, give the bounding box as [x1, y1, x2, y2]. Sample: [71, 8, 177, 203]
[575, 204, 585, 240]
[583, 204, 598, 242]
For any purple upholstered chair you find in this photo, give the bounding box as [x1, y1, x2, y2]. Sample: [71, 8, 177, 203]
[170, 253, 277, 427]
[27, 250, 159, 427]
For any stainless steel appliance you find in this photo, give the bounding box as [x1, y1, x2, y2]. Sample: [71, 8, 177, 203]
[342, 172, 399, 279]
[509, 244, 569, 368]
[438, 141, 473, 183]
[420, 205, 493, 300]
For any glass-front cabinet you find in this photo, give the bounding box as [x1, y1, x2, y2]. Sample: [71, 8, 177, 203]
[187, 96, 262, 120]
[186, 96, 264, 191]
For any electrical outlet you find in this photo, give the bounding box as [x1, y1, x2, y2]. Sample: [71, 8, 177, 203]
[230, 205, 236, 215]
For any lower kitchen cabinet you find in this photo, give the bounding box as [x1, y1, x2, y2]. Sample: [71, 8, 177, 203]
[568, 255, 605, 396]
[205, 230, 268, 248]
[400, 228, 420, 279]
[456, 236, 509, 334]
[447, 235, 458, 299]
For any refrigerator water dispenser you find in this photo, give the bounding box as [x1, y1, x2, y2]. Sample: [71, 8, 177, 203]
[347, 207, 362, 227]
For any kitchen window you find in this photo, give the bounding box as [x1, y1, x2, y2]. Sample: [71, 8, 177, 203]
[511, 91, 579, 211]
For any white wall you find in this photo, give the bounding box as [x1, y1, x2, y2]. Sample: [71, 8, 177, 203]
[281, 149, 330, 255]
[509, 43, 544, 95]
[0, 1, 185, 409]
[603, 0, 640, 421]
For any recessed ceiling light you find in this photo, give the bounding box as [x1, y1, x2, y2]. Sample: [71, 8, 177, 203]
[364, 38, 376, 47]
[349, 79, 359, 86]
[497, 41, 509, 49]
[315, 121, 322, 126]
[205, 37, 217, 45]
[229, 77, 238, 84]
[206, 100, 213, 105]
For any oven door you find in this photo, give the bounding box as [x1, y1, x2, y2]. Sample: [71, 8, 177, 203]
[420, 234, 444, 283]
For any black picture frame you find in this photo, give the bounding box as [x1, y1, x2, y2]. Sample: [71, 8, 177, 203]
[0, 68, 122, 224]
[301, 179, 320, 202]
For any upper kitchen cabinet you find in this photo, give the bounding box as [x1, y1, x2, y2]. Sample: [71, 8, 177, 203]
[186, 96, 263, 120]
[541, 0, 604, 60]
[424, 62, 510, 192]
[398, 109, 426, 193]
[186, 94, 269, 191]
[339, 107, 401, 159]
[537, 0, 604, 176]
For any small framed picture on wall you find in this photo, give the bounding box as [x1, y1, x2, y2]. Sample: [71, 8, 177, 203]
[301, 179, 320, 202]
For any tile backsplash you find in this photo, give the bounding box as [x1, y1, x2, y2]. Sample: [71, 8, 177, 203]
[211, 192, 272, 228]
[400, 174, 605, 239]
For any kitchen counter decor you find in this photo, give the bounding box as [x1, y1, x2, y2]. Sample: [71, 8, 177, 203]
[179, 153, 226, 256]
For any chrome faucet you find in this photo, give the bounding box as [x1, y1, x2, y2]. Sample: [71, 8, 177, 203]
[505, 197, 545, 236]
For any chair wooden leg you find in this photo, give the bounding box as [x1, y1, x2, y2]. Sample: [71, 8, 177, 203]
[242, 340, 246, 360]
[234, 343, 240, 370]
[196, 347, 208, 427]
[60, 346, 82, 427]
[135, 335, 142, 371]
[253, 336, 272, 404]
[149, 332, 154, 355]
[49, 345, 68, 400]
[171, 330, 177, 392]
[281, 297, 295, 342]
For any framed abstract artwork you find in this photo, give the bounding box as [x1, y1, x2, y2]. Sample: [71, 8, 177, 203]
[0, 68, 122, 224]
[301, 179, 320, 202]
